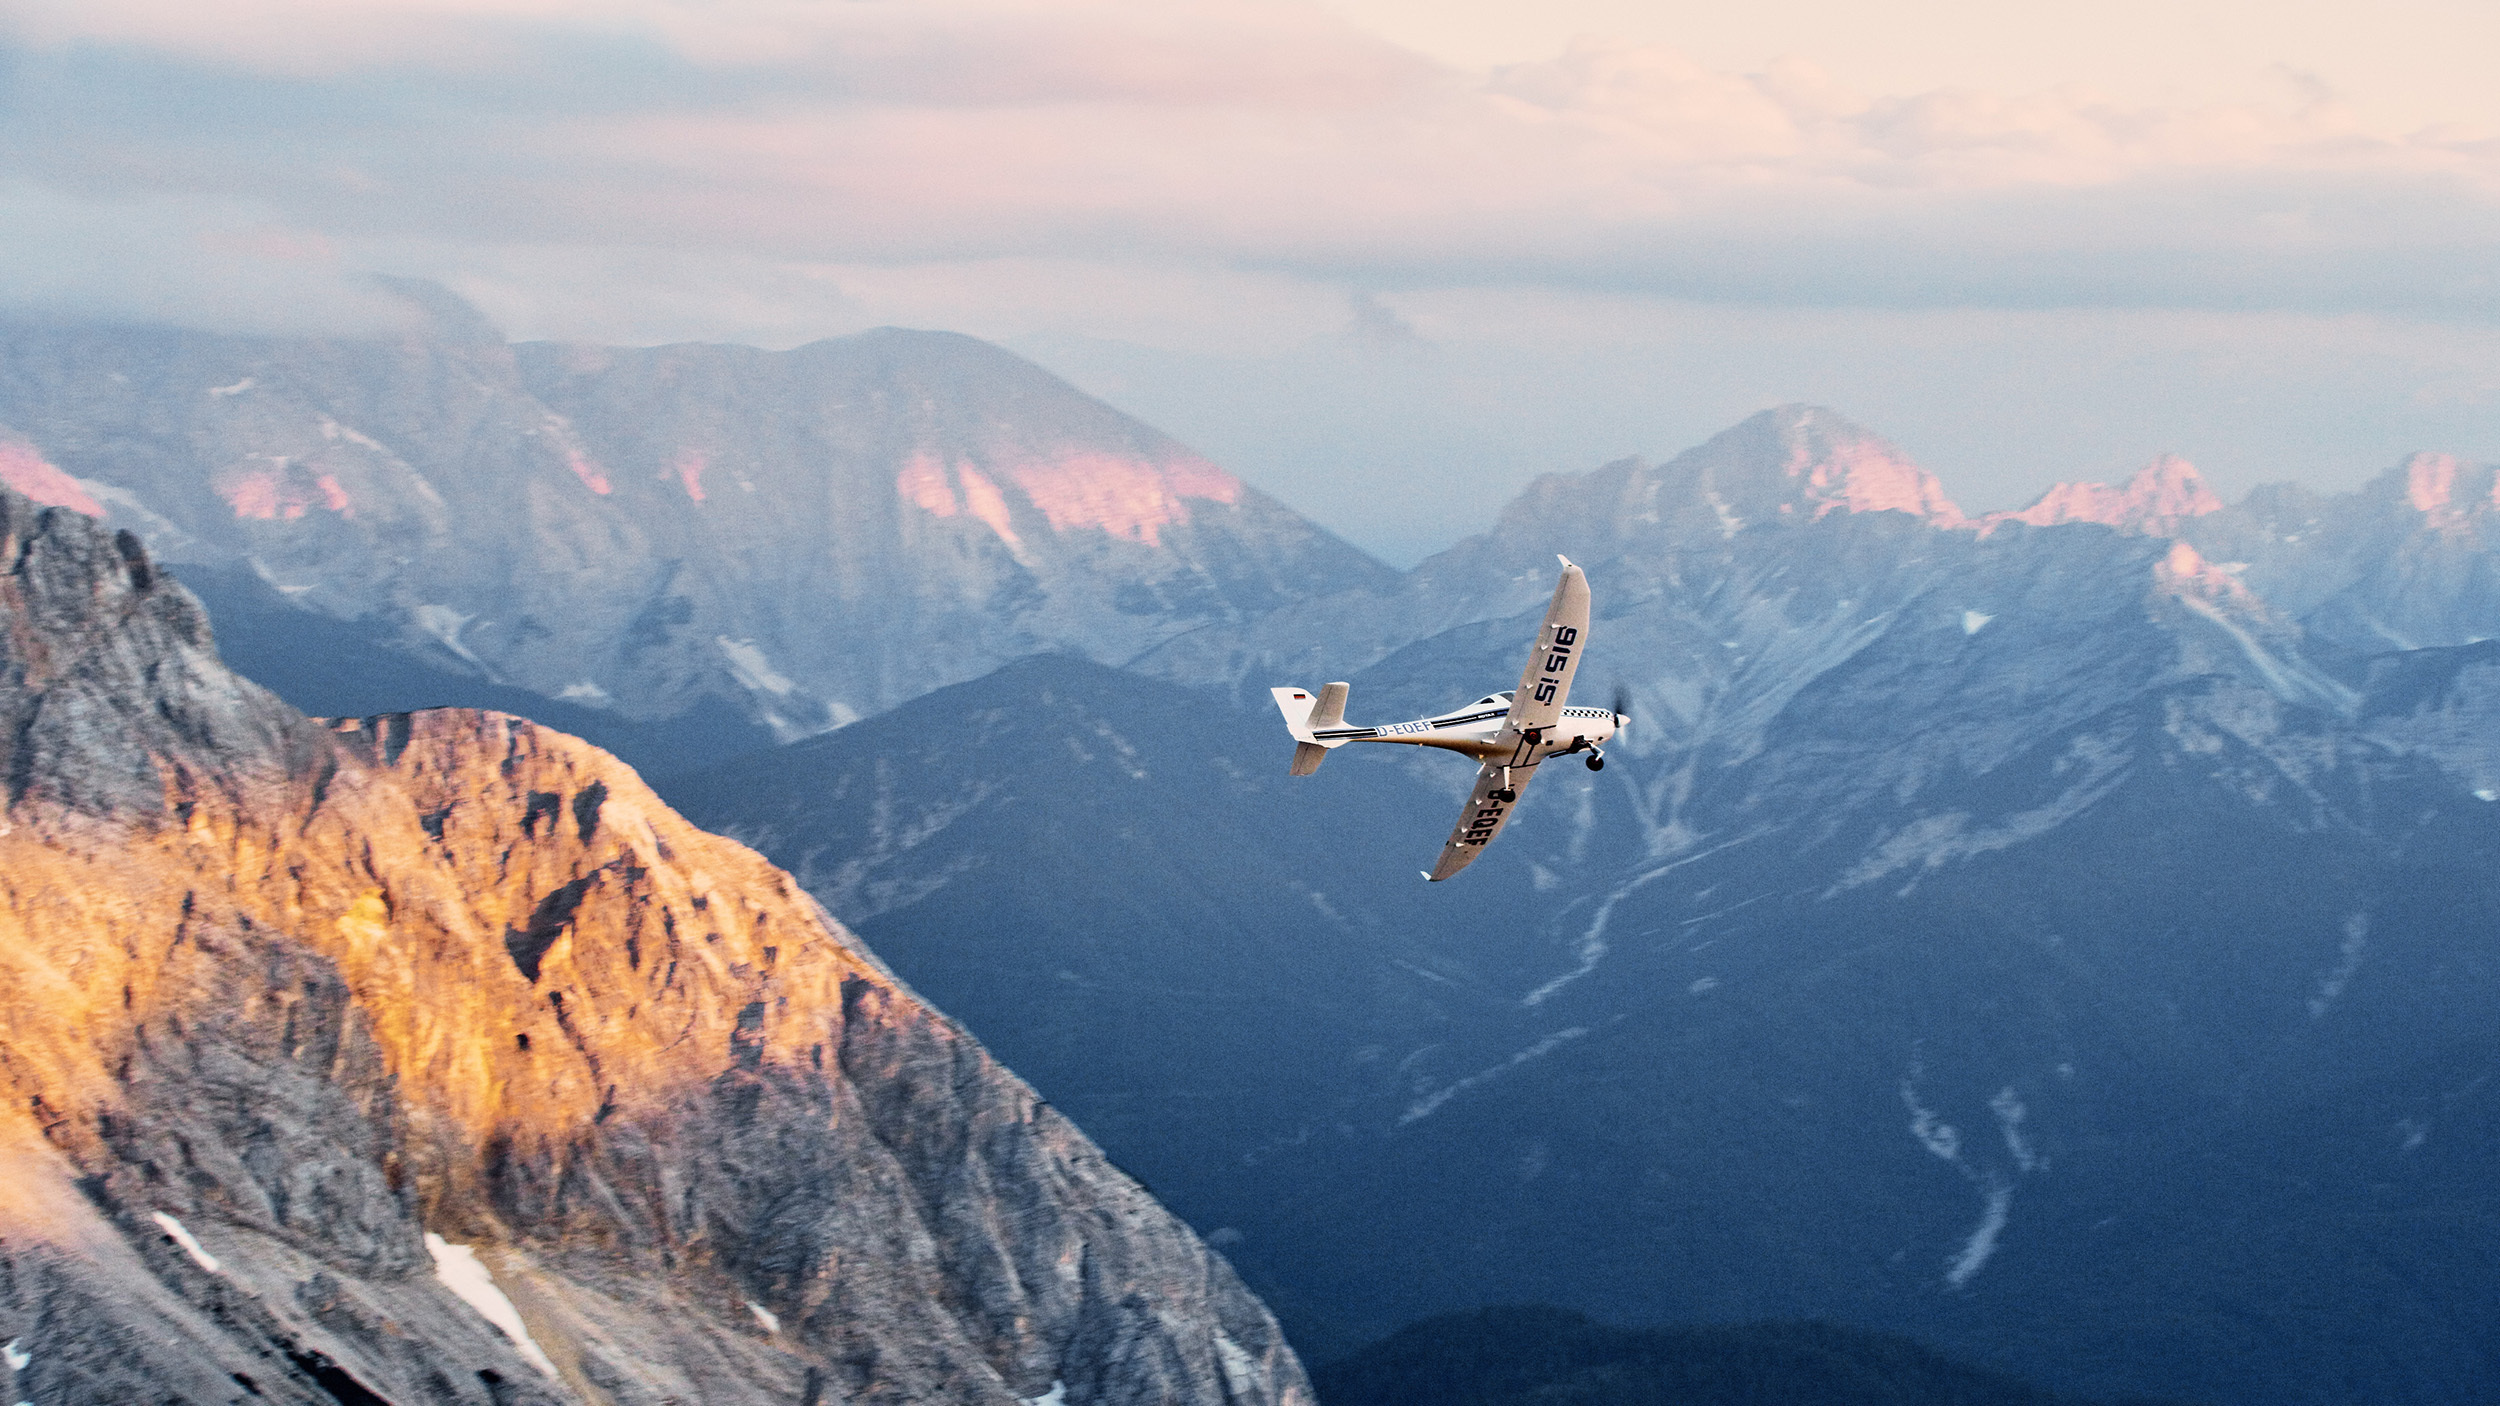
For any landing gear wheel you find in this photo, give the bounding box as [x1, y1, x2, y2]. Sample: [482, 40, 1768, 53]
[1491, 788, 1517, 803]
[1586, 754, 1605, 772]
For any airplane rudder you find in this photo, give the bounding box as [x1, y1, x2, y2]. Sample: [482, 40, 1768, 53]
[1270, 685, 1320, 741]
[1311, 681, 1350, 729]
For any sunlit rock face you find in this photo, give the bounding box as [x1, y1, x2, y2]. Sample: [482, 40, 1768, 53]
[0, 486, 1309, 1406]
[0, 311, 1390, 752]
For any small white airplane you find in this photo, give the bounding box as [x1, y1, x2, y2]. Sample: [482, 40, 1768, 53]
[1272, 556, 1622, 881]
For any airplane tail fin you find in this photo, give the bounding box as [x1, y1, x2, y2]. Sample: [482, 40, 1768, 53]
[1272, 682, 1352, 775]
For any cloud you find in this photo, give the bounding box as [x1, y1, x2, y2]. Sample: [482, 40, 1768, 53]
[4, 0, 2500, 336]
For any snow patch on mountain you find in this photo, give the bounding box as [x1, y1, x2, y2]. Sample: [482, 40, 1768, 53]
[1400, 1028, 1590, 1125]
[1836, 736, 2128, 893]
[1945, 1179, 2014, 1290]
[2308, 912, 2371, 1018]
[414, 604, 486, 670]
[716, 637, 797, 696]
[1901, 1078, 1962, 1162]
[1991, 1087, 2040, 1173]
[1527, 837, 1766, 1004]
[1901, 1062, 2042, 1289]
[425, 1234, 558, 1378]
[149, 1212, 221, 1273]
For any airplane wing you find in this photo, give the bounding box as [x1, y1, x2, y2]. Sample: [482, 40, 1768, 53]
[1426, 759, 1538, 881]
[1506, 557, 1591, 737]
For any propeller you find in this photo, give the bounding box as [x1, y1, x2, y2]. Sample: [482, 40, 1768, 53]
[1610, 682, 1631, 728]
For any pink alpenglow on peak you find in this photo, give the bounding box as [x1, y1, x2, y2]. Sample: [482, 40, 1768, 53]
[1009, 453, 1241, 546]
[896, 453, 1024, 549]
[1987, 455, 2223, 537]
[900, 449, 1243, 549]
[533, 414, 613, 494]
[1789, 439, 1963, 526]
[2406, 452, 2459, 515]
[0, 436, 103, 517]
[957, 465, 1021, 549]
[2397, 451, 2500, 534]
[565, 448, 614, 496]
[213, 461, 356, 522]
[2153, 539, 2256, 607]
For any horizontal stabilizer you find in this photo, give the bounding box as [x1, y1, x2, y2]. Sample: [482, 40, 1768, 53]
[1291, 741, 1329, 776]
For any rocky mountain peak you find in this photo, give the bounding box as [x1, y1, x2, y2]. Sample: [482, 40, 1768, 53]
[1676, 405, 1965, 531]
[0, 480, 1310, 1406]
[0, 486, 325, 819]
[1986, 453, 2222, 536]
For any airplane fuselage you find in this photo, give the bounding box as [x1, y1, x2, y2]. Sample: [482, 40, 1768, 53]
[1314, 692, 1619, 764]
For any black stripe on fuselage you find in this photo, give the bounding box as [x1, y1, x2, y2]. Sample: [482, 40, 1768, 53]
[1315, 707, 1510, 741]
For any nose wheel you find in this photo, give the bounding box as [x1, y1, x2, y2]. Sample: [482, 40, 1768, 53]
[1585, 747, 1605, 772]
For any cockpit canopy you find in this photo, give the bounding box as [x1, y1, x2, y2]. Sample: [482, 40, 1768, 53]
[1471, 691, 1515, 708]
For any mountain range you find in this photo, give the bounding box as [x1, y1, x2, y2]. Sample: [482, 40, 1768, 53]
[9, 306, 2500, 1405]
[0, 301, 1388, 768]
[672, 409, 2500, 1403]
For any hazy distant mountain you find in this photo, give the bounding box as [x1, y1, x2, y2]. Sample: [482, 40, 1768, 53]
[671, 406, 2500, 1405]
[0, 305, 1391, 766]
[2181, 451, 2500, 658]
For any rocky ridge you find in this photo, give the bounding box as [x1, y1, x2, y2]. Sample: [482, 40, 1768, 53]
[0, 483, 1308, 1406]
[0, 310, 1391, 753]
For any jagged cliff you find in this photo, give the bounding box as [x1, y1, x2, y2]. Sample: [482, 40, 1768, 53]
[0, 483, 1309, 1406]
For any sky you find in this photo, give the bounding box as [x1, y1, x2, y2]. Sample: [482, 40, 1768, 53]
[4, 0, 2499, 563]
